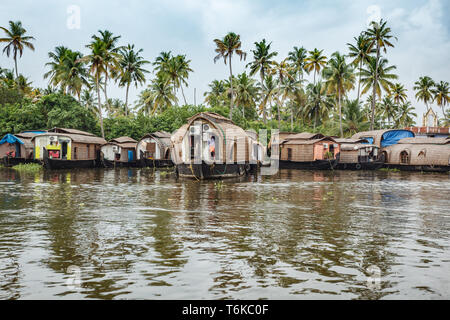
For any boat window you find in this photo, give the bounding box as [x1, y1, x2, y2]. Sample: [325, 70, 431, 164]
[400, 151, 410, 164]
[287, 148, 292, 161]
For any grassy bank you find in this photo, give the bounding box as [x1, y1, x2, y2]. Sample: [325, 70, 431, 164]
[12, 163, 43, 173]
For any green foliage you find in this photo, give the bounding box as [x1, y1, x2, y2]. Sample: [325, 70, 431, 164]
[12, 163, 43, 173]
[0, 86, 24, 105]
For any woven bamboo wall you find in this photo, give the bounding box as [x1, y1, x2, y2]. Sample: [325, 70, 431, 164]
[385, 144, 450, 166]
[280, 144, 314, 161]
[340, 150, 358, 163]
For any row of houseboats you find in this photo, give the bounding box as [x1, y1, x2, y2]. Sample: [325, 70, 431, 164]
[1, 112, 449, 179]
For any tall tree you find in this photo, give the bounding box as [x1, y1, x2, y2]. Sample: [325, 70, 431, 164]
[360, 56, 398, 103]
[365, 19, 397, 130]
[413, 76, 435, 112]
[323, 52, 355, 137]
[396, 101, 417, 127]
[203, 79, 227, 108]
[213, 32, 247, 119]
[304, 81, 333, 130]
[259, 75, 278, 123]
[380, 96, 397, 128]
[432, 81, 450, 120]
[347, 33, 374, 100]
[149, 74, 177, 114]
[246, 39, 278, 123]
[287, 46, 308, 81]
[304, 48, 327, 84]
[0, 21, 35, 78]
[271, 59, 294, 128]
[116, 44, 150, 115]
[233, 72, 259, 119]
[389, 83, 408, 105]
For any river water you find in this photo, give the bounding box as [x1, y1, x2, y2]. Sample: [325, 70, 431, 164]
[0, 167, 449, 300]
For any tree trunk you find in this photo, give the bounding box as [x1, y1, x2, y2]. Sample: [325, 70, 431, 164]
[125, 82, 130, 116]
[314, 108, 317, 131]
[370, 46, 380, 131]
[261, 71, 266, 124]
[339, 88, 343, 137]
[228, 55, 234, 120]
[290, 105, 294, 131]
[180, 83, 187, 105]
[357, 60, 362, 101]
[104, 67, 110, 111]
[96, 75, 105, 138]
[14, 56, 18, 78]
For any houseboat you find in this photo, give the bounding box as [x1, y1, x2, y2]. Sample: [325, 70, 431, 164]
[0, 131, 46, 166]
[245, 130, 268, 171]
[171, 112, 253, 179]
[383, 137, 450, 172]
[351, 129, 415, 149]
[279, 133, 340, 170]
[334, 138, 384, 170]
[100, 136, 138, 168]
[32, 128, 106, 169]
[136, 132, 173, 168]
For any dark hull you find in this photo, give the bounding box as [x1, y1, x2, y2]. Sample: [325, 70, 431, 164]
[2, 156, 38, 167]
[139, 158, 174, 168]
[279, 159, 338, 170]
[384, 164, 450, 173]
[176, 162, 250, 179]
[336, 161, 385, 170]
[102, 159, 138, 168]
[43, 158, 98, 170]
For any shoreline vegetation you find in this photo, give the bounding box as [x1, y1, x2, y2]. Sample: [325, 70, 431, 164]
[0, 19, 449, 143]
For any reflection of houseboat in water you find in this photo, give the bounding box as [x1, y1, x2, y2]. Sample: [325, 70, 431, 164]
[0, 131, 46, 166]
[171, 112, 255, 179]
[32, 128, 106, 169]
[100, 136, 137, 168]
[279, 133, 340, 170]
[136, 132, 173, 168]
[334, 138, 384, 170]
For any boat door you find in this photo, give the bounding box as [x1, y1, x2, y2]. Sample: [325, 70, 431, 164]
[15, 143, 21, 158]
[61, 141, 68, 159]
[128, 150, 134, 162]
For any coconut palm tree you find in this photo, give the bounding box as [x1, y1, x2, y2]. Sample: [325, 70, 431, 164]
[341, 99, 370, 136]
[116, 44, 150, 115]
[304, 81, 333, 130]
[204, 79, 227, 108]
[135, 88, 154, 116]
[246, 39, 278, 122]
[380, 96, 398, 128]
[163, 54, 193, 105]
[44, 46, 70, 88]
[80, 39, 108, 138]
[323, 52, 355, 137]
[395, 101, 417, 127]
[153, 51, 172, 74]
[233, 72, 259, 119]
[0, 21, 35, 78]
[150, 74, 177, 114]
[347, 33, 374, 100]
[365, 19, 397, 130]
[271, 59, 294, 128]
[259, 75, 278, 122]
[60, 50, 89, 101]
[360, 56, 397, 102]
[389, 83, 408, 105]
[287, 46, 308, 81]
[90, 30, 122, 110]
[213, 32, 247, 119]
[304, 48, 327, 84]
[81, 89, 98, 115]
[432, 80, 449, 120]
[278, 77, 301, 130]
[413, 76, 435, 112]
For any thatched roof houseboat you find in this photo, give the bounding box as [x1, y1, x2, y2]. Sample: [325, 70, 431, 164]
[334, 138, 383, 170]
[351, 129, 415, 148]
[383, 137, 450, 172]
[32, 128, 106, 169]
[136, 131, 173, 168]
[279, 132, 340, 170]
[100, 136, 138, 168]
[0, 131, 46, 166]
[245, 130, 269, 169]
[171, 112, 253, 179]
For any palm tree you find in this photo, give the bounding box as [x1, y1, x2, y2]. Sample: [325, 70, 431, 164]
[432, 81, 450, 120]
[279, 77, 301, 130]
[413, 76, 435, 112]
[81, 89, 98, 115]
[365, 19, 397, 130]
[80, 39, 107, 138]
[204, 79, 227, 108]
[135, 88, 154, 116]
[44, 46, 70, 88]
[396, 101, 417, 127]
[347, 33, 374, 100]
[153, 51, 172, 73]
[304, 48, 327, 84]
[287, 46, 308, 81]
[163, 55, 193, 105]
[60, 50, 89, 100]
[246, 39, 278, 122]
[380, 96, 397, 128]
[233, 72, 259, 119]
[259, 75, 278, 122]
[389, 83, 408, 105]
[116, 44, 150, 115]
[150, 74, 177, 114]
[271, 59, 294, 128]
[0, 21, 35, 78]
[360, 56, 398, 102]
[304, 81, 333, 130]
[323, 52, 355, 137]
[90, 30, 122, 111]
[213, 32, 247, 119]
[341, 99, 370, 136]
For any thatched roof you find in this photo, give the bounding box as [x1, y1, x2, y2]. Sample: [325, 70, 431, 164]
[282, 137, 337, 145]
[47, 128, 97, 137]
[334, 138, 369, 144]
[384, 143, 450, 166]
[138, 132, 172, 149]
[187, 112, 233, 125]
[285, 132, 325, 140]
[32, 132, 106, 145]
[340, 143, 378, 151]
[110, 136, 137, 144]
[398, 137, 450, 145]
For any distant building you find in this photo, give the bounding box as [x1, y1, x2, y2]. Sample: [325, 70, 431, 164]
[405, 108, 449, 138]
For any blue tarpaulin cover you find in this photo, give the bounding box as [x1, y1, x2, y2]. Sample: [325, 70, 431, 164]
[0, 134, 24, 145]
[361, 137, 374, 144]
[381, 130, 414, 147]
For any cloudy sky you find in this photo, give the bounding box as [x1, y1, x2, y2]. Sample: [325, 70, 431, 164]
[1, 0, 449, 124]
